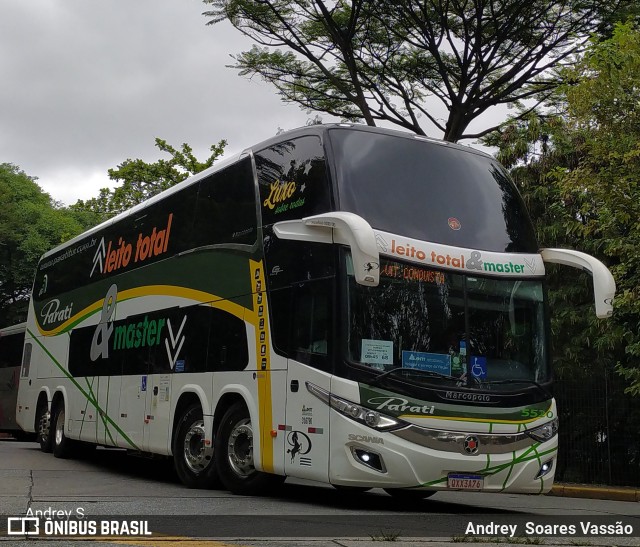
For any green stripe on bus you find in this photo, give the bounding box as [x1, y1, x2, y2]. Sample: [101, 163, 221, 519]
[28, 328, 139, 450]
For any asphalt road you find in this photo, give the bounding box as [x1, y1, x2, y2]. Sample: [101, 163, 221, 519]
[1, 438, 639, 546]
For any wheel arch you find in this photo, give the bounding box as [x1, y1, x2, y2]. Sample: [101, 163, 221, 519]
[34, 388, 52, 432]
[171, 388, 209, 455]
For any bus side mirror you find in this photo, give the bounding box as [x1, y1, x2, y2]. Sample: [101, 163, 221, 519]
[273, 212, 380, 286]
[540, 248, 616, 319]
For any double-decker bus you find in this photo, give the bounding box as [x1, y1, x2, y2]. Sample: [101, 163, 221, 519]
[16, 124, 615, 497]
[0, 322, 29, 439]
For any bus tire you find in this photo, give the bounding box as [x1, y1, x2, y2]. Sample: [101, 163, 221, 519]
[383, 488, 436, 500]
[52, 402, 73, 459]
[215, 402, 283, 495]
[36, 402, 52, 453]
[173, 403, 219, 489]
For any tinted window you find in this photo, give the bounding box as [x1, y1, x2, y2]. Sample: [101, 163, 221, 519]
[263, 231, 335, 290]
[192, 156, 257, 247]
[268, 279, 333, 372]
[34, 157, 258, 301]
[69, 305, 248, 376]
[35, 182, 199, 301]
[0, 332, 24, 368]
[255, 136, 331, 226]
[330, 129, 538, 253]
[263, 235, 335, 360]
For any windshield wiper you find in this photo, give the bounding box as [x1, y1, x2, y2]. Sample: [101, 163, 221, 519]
[370, 367, 458, 387]
[481, 379, 552, 399]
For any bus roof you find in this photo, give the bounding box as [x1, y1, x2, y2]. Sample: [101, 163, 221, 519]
[40, 124, 491, 261]
[0, 322, 26, 337]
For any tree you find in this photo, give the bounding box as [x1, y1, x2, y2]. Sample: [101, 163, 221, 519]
[0, 164, 85, 327]
[485, 22, 640, 393]
[204, 0, 630, 142]
[73, 138, 227, 220]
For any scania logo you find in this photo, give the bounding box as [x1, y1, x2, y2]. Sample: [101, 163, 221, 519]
[464, 435, 480, 455]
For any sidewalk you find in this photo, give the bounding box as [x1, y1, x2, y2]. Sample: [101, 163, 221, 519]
[550, 483, 640, 502]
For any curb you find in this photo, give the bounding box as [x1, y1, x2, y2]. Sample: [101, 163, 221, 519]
[550, 483, 640, 502]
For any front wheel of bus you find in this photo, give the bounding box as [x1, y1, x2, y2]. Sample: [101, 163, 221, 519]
[215, 402, 283, 495]
[173, 403, 220, 489]
[36, 402, 52, 453]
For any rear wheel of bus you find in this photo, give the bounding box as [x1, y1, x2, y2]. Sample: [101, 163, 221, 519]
[215, 401, 283, 495]
[173, 403, 219, 489]
[52, 401, 74, 458]
[35, 400, 52, 453]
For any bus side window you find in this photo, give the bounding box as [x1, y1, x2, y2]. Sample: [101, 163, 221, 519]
[266, 280, 333, 373]
[290, 279, 332, 373]
[255, 136, 332, 226]
[0, 333, 25, 369]
[192, 157, 257, 248]
[21, 343, 32, 378]
[207, 308, 249, 372]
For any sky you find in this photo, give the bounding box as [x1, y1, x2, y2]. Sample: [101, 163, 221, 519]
[0, 0, 326, 205]
[1, 1, 500, 207]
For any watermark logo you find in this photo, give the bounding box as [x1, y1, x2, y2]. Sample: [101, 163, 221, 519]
[7, 517, 39, 535]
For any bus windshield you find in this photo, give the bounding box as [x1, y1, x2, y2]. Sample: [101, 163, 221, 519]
[345, 256, 550, 393]
[330, 128, 538, 254]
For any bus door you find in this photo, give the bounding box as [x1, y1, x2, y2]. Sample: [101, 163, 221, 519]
[143, 373, 172, 453]
[284, 281, 331, 482]
[118, 372, 147, 451]
[95, 375, 121, 446]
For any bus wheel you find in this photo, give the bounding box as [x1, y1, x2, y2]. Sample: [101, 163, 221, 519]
[215, 402, 283, 495]
[36, 402, 52, 453]
[52, 403, 73, 459]
[383, 488, 436, 500]
[173, 403, 219, 489]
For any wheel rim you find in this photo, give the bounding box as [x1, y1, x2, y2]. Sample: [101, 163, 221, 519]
[38, 409, 50, 443]
[227, 418, 255, 477]
[183, 419, 212, 474]
[55, 408, 65, 446]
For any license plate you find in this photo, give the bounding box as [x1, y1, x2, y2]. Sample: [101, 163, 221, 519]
[447, 473, 484, 490]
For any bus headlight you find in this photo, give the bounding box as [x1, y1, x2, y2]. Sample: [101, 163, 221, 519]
[306, 382, 407, 432]
[526, 418, 558, 443]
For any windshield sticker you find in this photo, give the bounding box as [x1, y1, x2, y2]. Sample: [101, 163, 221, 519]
[374, 230, 545, 277]
[470, 356, 487, 379]
[402, 351, 451, 375]
[361, 339, 393, 366]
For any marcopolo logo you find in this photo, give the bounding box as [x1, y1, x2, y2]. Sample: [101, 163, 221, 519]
[444, 391, 493, 403]
[90, 213, 173, 278]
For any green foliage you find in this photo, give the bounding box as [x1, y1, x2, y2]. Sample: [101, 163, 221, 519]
[0, 164, 85, 326]
[73, 138, 227, 220]
[485, 22, 640, 393]
[205, 0, 629, 141]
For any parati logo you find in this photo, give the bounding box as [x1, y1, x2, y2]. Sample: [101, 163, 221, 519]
[367, 396, 435, 415]
[40, 299, 73, 326]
